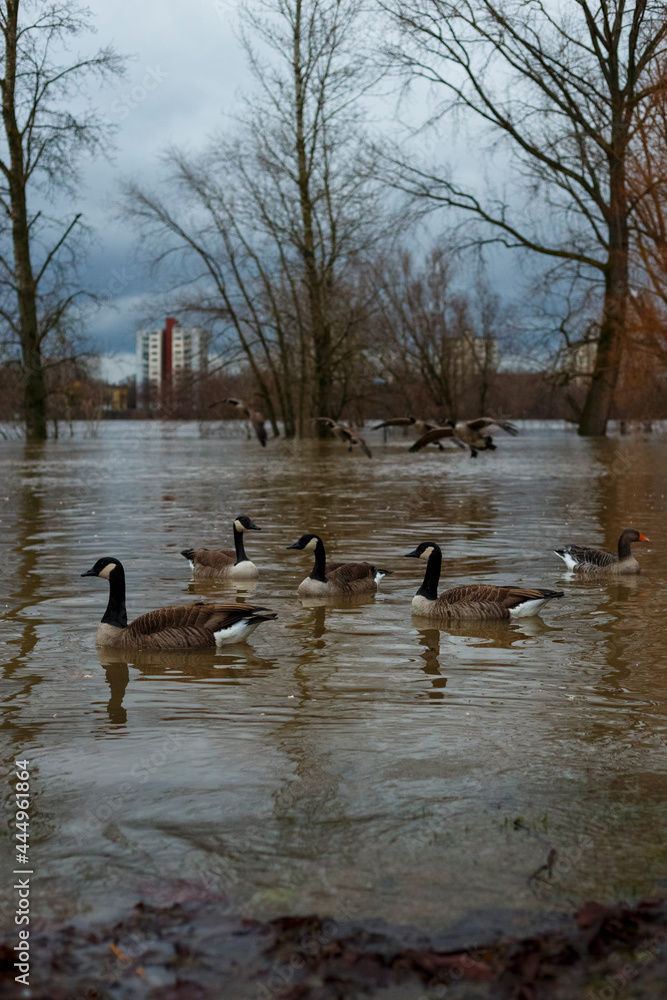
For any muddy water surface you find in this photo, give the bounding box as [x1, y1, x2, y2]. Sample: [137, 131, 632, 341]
[1, 422, 666, 939]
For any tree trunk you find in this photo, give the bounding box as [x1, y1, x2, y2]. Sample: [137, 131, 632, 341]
[579, 140, 628, 437]
[1, 0, 47, 440]
[577, 278, 625, 435]
[292, 0, 331, 435]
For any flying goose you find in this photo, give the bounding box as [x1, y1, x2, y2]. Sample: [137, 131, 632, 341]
[554, 528, 649, 575]
[373, 416, 465, 451]
[315, 417, 372, 458]
[286, 533, 391, 596]
[405, 542, 564, 620]
[410, 417, 518, 457]
[181, 516, 262, 580]
[211, 397, 267, 446]
[82, 558, 277, 648]
[407, 424, 468, 453]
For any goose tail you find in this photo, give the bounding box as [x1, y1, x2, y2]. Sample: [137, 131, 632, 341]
[509, 590, 564, 619]
[554, 549, 578, 570]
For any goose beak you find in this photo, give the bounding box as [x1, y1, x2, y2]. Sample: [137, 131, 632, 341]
[247, 521, 261, 531]
[404, 549, 420, 558]
[639, 533, 650, 542]
[81, 567, 98, 577]
[286, 541, 301, 549]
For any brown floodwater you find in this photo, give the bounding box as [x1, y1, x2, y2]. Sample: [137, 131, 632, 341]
[1, 421, 666, 940]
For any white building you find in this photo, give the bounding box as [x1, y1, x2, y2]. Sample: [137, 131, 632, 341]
[136, 318, 208, 390]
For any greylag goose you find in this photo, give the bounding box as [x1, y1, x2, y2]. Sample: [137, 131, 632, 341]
[554, 528, 649, 574]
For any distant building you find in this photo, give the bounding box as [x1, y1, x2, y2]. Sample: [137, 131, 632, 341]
[557, 338, 598, 381]
[107, 386, 129, 411]
[136, 317, 208, 393]
[454, 331, 499, 374]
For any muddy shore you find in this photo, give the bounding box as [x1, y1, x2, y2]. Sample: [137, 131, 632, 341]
[2, 895, 666, 1000]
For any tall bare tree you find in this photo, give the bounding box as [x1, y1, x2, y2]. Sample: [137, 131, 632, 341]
[125, 0, 393, 437]
[0, 0, 123, 439]
[382, 0, 667, 435]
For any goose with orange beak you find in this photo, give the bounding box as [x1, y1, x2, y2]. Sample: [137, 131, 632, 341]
[554, 528, 650, 574]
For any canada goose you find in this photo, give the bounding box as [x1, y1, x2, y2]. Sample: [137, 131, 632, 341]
[373, 416, 465, 451]
[286, 533, 391, 596]
[410, 417, 518, 457]
[210, 397, 267, 446]
[315, 417, 372, 458]
[407, 424, 467, 453]
[554, 528, 649, 574]
[450, 417, 518, 455]
[181, 516, 262, 580]
[405, 542, 564, 620]
[82, 558, 277, 648]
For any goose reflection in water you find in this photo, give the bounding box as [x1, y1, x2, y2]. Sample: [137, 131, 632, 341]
[297, 591, 378, 610]
[416, 629, 448, 700]
[286, 593, 378, 650]
[416, 614, 557, 649]
[186, 578, 258, 598]
[95, 645, 277, 725]
[414, 618, 558, 701]
[96, 656, 130, 726]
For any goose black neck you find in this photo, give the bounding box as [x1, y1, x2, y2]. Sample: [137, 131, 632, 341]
[309, 537, 328, 583]
[617, 531, 634, 560]
[102, 565, 128, 628]
[417, 546, 441, 601]
[233, 524, 248, 564]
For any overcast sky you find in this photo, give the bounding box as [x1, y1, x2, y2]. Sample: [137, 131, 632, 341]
[75, 0, 252, 378]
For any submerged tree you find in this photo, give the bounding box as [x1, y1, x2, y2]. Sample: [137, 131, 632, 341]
[383, 0, 667, 435]
[0, 0, 123, 439]
[124, 0, 395, 437]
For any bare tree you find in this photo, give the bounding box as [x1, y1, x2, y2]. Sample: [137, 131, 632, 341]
[372, 246, 503, 417]
[0, 0, 123, 439]
[124, 0, 394, 438]
[382, 0, 667, 435]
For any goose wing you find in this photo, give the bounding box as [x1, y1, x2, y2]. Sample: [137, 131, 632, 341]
[409, 426, 460, 452]
[438, 584, 558, 609]
[351, 434, 372, 458]
[557, 544, 617, 568]
[466, 417, 519, 436]
[325, 561, 375, 589]
[373, 417, 414, 429]
[126, 602, 273, 647]
[181, 548, 235, 569]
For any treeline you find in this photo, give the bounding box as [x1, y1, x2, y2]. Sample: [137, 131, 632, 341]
[1, 366, 658, 429]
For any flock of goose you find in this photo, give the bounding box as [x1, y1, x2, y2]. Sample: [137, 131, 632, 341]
[82, 517, 649, 651]
[207, 398, 519, 458]
[313, 414, 519, 458]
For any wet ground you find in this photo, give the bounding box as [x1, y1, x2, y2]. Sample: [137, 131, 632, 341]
[1, 421, 666, 995]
